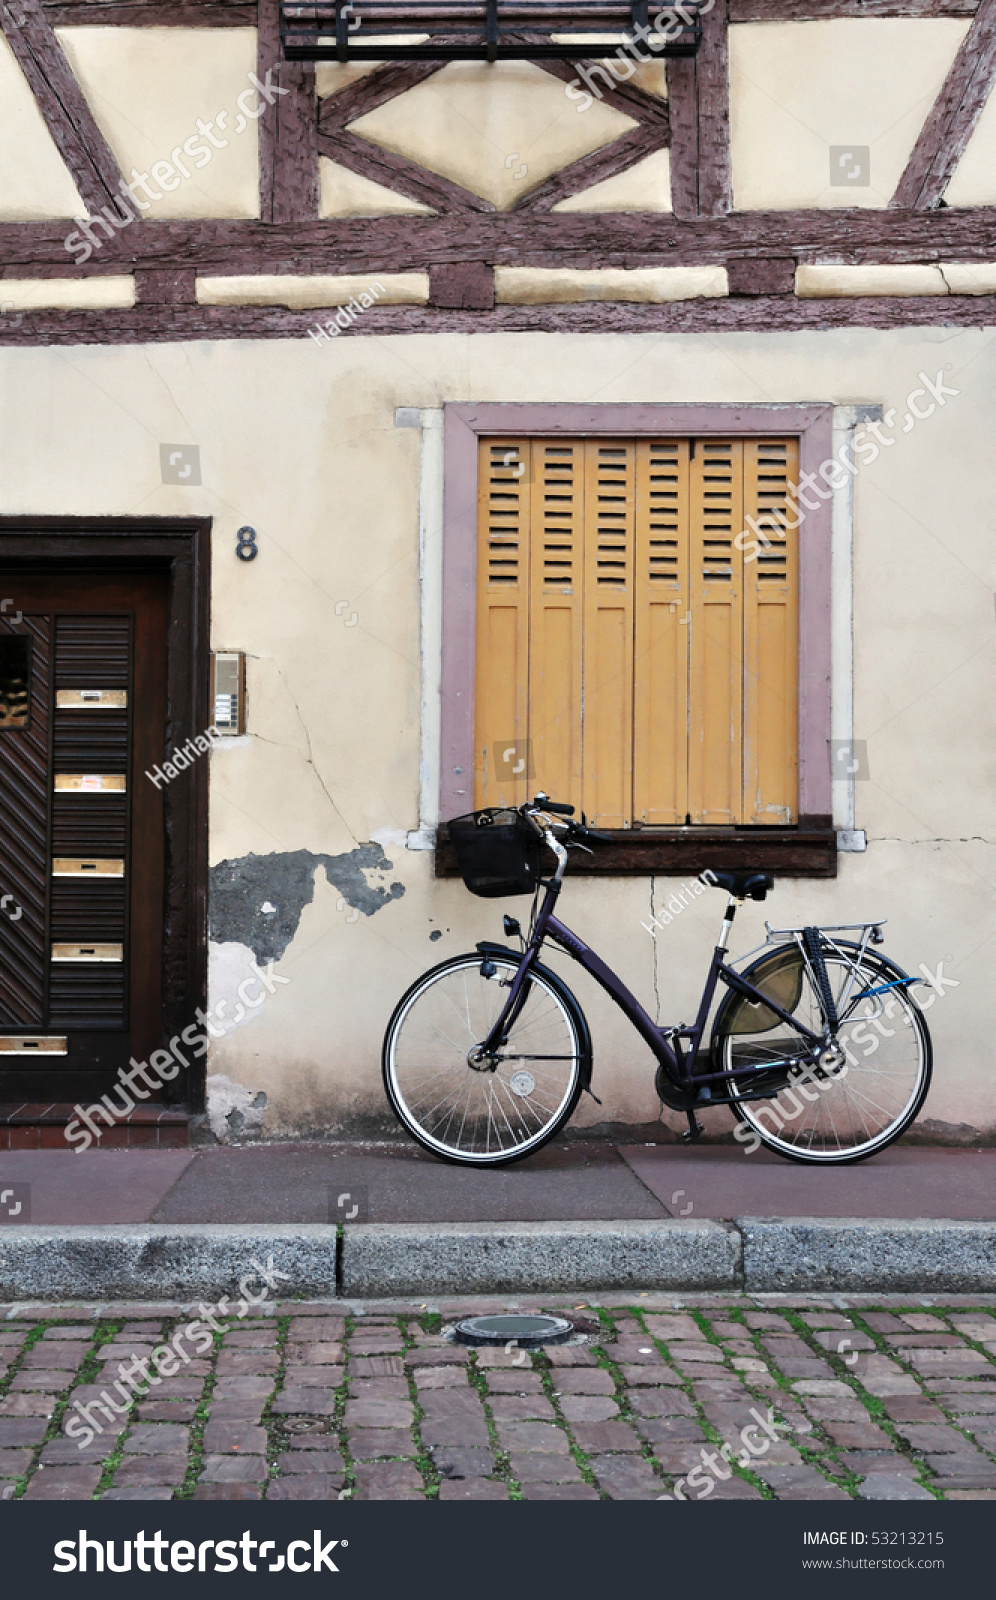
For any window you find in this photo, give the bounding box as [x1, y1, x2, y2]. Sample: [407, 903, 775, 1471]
[0, 636, 31, 729]
[473, 434, 799, 829]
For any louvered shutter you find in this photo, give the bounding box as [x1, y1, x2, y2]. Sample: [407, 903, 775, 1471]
[528, 441, 584, 807]
[687, 439, 744, 825]
[634, 439, 690, 826]
[582, 441, 636, 828]
[475, 439, 531, 809]
[742, 438, 799, 824]
[474, 431, 800, 829]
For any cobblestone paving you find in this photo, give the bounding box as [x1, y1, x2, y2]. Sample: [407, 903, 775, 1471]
[1, 1295, 995, 1502]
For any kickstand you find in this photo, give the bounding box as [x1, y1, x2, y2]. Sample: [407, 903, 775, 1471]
[682, 1111, 704, 1144]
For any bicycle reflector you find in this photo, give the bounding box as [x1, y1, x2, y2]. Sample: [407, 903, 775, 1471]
[452, 1313, 575, 1347]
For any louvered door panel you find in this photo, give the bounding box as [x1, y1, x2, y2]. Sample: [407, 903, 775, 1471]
[56, 619, 130, 685]
[634, 440, 690, 826]
[475, 439, 531, 808]
[582, 441, 636, 828]
[743, 439, 799, 824]
[0, 616, 50, 1025]
[50, 615, 131, 1028]
[528, 441, 583, 806]
[688, 440, 744, 825]
[48, 968, 126, 1028]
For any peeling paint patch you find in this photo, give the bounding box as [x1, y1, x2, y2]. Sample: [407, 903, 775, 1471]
[206, 1073, 268, 1144]
[209, 939, 274, 1033]
[209, 846, 405, 963]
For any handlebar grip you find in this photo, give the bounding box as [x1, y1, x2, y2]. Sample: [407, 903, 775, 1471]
[541, 799, 574, 816]
[578, 827, 614, 844]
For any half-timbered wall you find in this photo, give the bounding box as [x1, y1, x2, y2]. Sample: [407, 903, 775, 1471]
[0, 1, 993, 1143]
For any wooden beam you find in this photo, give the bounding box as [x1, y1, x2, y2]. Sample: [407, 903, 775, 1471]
[0, 0, 127, 218]
[891, 0, 996, 207]
[34, 0, 983, 22]
[731, 0, 976, 16]
[41, 0, 253, 20]
[668, 0, 731, 217]
[3, 203, 996, 272]
[1, 291, 996, 345]
[257, 0, 319, 223]
[315, 57, 493, 211]
[514, 123, 671, 213]
[316, 126, 494, 212]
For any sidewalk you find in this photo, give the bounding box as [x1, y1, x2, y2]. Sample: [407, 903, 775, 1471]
[1, 1141, 994, 1301]
[2, 1140, 995, 1225]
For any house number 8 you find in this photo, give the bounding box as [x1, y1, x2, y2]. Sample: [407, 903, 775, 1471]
[236, 526, 258, 562]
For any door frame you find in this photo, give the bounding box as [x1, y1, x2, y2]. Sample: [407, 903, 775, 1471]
[0, 517, 211, 1113]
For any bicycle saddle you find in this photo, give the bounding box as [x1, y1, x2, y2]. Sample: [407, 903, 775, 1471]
[706, 870, 774, 901]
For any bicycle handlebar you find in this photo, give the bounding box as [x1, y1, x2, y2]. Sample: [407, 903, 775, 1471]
[523, 795, 613, 847]
[527, 793, 574, 816]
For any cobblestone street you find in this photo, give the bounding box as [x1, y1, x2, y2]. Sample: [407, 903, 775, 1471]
[1, 1294, 994, 1503]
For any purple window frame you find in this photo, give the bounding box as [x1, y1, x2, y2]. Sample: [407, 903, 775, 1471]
[439, 401, 834, 832]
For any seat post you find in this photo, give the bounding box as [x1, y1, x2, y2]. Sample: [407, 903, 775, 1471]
[717, 895, 738, 951]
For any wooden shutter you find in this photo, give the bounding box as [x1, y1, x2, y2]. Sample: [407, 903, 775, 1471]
[742, 438, 799, 824]
[474, 431, 799, 828]
[528, 441, 584, 807]
[634, 439, 691, 826]
[582, 441, 636, 828]
[475, 439, 531, 809]
[687, 439, 744, 825]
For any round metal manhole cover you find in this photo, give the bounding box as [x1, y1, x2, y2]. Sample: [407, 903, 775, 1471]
[282, 1416, 332, 1435]
[452, 1313, 574, 1347]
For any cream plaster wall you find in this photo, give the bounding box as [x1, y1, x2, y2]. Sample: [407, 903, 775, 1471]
[552, 148, 672, 213]
[195, 273, 429, 308]
[495, 266, 727, 302]
[318, 157, 435, 217]
[729, 19, 970, 209]
[0, 33, 85, 219]
[0, 276, 135, 310]
[56, 27, 260, 219]
[0, 327, 992, 1142]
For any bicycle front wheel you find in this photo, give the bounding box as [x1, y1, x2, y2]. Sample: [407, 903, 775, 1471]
[717, 943, 932, 1163]
[382, 952, 587, 1166]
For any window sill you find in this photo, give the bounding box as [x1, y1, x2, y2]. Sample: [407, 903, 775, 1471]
[434, 823, 838, 880]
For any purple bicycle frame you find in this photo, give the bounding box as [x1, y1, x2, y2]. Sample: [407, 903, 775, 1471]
[479, 878, 825, 1093]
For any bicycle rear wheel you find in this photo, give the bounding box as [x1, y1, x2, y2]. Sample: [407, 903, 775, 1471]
[382, 951, 588, 1166]
[715, 942, 932, 1163]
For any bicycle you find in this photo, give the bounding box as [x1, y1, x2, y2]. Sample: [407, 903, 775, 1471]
[382, 795, 932, 1167]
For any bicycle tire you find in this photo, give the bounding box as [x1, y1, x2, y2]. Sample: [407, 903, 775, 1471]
[382, 951, 591, 1167]
[713, 940, 933, 1164]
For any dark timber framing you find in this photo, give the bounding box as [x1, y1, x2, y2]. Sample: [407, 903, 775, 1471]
[0, 518, 212, 1112]
[667, 0, 731, 217]
[258, 0, 319, 222]
[0, 0, 994, 332]
[0, 0, 127, 220]
[891, 0, 996, 207]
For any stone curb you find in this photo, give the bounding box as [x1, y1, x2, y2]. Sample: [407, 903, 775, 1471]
[0, 1219, 993, 1299]
[340, 1220, 740, 1296]
[738, 1217, 996, 1293]
[0, 1224, 338, 1301]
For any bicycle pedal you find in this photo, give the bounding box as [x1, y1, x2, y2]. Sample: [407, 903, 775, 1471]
[682, 1115, 704, 1144]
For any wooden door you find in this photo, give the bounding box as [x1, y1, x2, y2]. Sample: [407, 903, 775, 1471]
[0, 573, 168, 1101]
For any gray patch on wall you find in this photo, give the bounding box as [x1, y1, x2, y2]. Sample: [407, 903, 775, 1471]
[210, 846, 405, 964]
